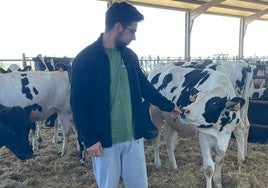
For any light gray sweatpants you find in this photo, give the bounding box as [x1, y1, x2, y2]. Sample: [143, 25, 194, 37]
[92, 138, 148, 188]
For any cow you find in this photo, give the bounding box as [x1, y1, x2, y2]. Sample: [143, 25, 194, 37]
[182, 60, 253, 165]
[0, 104, 33, 160]
[0, 71, 74, 157]
[29, 56, 72, 149]
[247, 87, 268, 143]
[147, 63, 246, 188]
[0, 67, 7, 74]
[0, 65, 32, 74]
[32, 55, 72, 73]
[251, 62, 267, 89]
[250, 87, 268, 99]
[0, 64, 43, 150]
[8, 64, 32, 72]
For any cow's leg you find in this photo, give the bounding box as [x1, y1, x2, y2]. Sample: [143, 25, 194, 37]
[150, 105, 164, 168]
[30, 129, 36, 150]
[165, 126, 178, 170]
[72, 126, 86, 164]
[243, 117, 250, 158]
[77, 137, 86, 164]
[241, 116, 250, 159]
[199, 132, 214, 188]
[30, 122, 39, 150]
[233, 123, 246, 167]
[152, 131, 161, 168]
[213, 148, 225, 188]
[212, 153, 226, 188]
[242, 104, 250, 158]
[57, 113, 72, 157]
[36, 121, 42, 142]
[52, 118, 60, 145]
[233, 100, 251, 167]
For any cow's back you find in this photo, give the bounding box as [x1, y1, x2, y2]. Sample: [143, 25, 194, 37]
[148, 63, 236, 103]
[0, 71, 70, 119]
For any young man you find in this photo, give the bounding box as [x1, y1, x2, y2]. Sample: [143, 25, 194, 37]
[70, 2, 180, 188]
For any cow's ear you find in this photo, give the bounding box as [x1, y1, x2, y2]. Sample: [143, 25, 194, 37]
[225, 97, 245, 111]
[231, 97, 245, 107]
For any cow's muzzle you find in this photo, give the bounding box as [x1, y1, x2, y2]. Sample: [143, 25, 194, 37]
[180, 108, 190, 119]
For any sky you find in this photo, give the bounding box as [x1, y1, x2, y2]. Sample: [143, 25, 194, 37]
[1, 0, 268, 62]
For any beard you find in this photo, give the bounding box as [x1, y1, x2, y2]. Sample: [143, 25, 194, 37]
[116, 40, 127, 49]
[115, 32, 129, 49]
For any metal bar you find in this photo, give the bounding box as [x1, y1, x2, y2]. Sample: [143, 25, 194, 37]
[0, 59, 25, 61]
[239, 18, 245, 59]
[0, 59, 33, 61]
[249, 100, 268, 105]
[252, 75, 268, 79]
[185, 11, 191, 62]
[250, 123, 268, 130]
[22, 53, 27, 67]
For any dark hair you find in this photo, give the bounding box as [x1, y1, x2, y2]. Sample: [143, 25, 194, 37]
[105, 2, 144, 31]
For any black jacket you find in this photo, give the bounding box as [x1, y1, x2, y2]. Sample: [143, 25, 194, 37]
[70, 34, 174, 148]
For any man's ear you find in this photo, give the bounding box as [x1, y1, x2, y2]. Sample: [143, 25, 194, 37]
[115, 22, 123, 32]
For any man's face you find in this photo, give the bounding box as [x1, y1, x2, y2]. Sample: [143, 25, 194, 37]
[116, 22, 137, 48]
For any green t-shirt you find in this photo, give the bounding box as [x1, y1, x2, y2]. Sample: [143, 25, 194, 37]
[105, 48, 134, 144]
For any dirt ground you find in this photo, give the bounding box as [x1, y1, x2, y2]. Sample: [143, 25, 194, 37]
[0, 126, 267, 188]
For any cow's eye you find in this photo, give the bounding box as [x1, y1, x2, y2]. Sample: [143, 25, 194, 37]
[205, 97, 225, 112]
[212, 101, 219, 106]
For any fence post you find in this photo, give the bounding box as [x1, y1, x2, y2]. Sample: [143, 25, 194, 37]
[22, 53, 26, 67]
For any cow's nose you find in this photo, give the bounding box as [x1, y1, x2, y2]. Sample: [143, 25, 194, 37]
[180, 108, 189, 119]
[181, 108, 190, 114]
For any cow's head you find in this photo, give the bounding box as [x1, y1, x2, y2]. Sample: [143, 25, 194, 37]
[180, 87, 245, 132]
[0, 106, 33, 160]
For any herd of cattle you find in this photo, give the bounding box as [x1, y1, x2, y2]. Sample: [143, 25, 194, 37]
[0, 56, 267, 188]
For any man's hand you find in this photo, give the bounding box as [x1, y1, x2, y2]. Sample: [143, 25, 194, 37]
[86, 141, 102, 157]
[171, 105, 181, 120]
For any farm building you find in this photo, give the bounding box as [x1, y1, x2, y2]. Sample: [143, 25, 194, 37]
[0, 1, 268, 188]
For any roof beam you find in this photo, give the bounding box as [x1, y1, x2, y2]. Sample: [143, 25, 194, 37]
[242, 0, 268, 6]
[239, 7, 268, 59]
[100, 0, 268, 21]
[244, 8, 268, 25]
[190, 0, 226, 20]
[174, 0, 266, 13]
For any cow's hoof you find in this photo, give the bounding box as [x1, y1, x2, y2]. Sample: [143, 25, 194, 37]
[37, 137, 42, 142]
[80, 157, 86, 165]
[154, 164, 161, 169]
[58, 152, 65, 158]
[214, 183, 223, 188]
[170, 166, 178, 171]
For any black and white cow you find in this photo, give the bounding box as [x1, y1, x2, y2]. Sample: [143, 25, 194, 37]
[0, 104, 33, 160]
[32, 55, 72, 148]
[0, 64, 44, 150]
[252, 62, 267, 89]
[32, 55, 72, 73]
[148, 63, 245, 188]
[0, 64, 32, 74]
[182, 60, 253, 165]
[0, 71, 74, 157]
[247, 87, 268, 143]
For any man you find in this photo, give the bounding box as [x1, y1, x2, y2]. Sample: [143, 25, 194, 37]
[70, 2, 180, 188]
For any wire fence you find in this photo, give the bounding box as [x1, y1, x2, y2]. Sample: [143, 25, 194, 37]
[1, 53, 268, 73]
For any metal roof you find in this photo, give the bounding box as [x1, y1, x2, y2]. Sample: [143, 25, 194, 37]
[99, 0, 268, 21]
